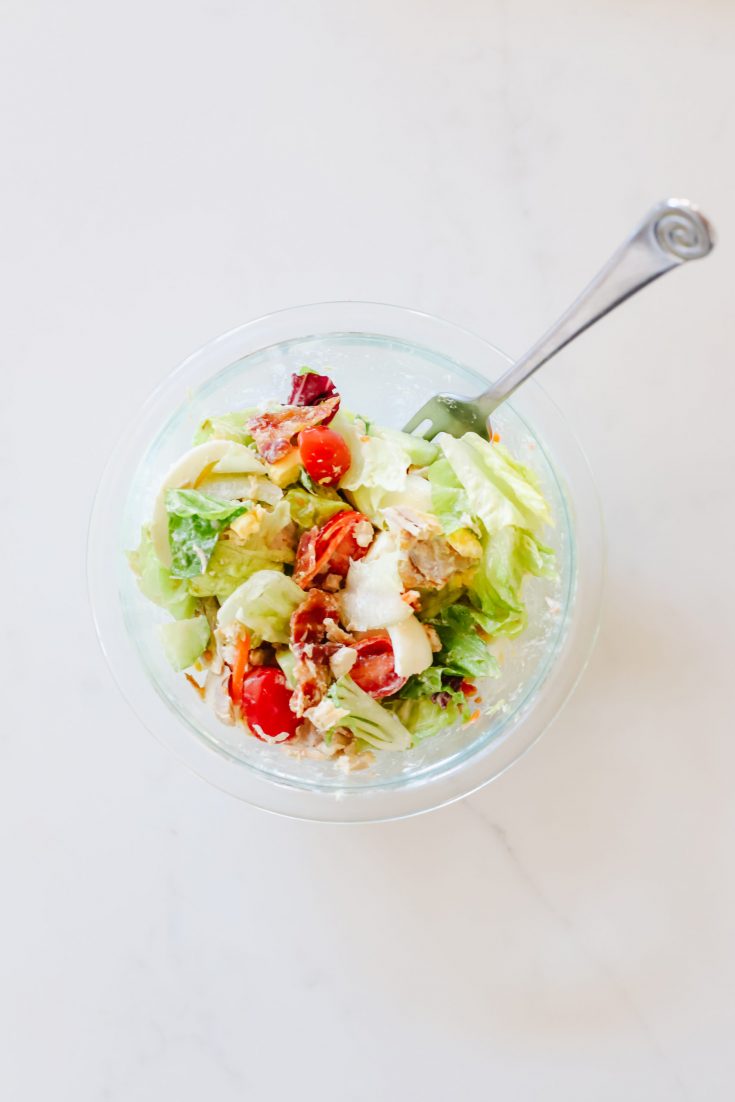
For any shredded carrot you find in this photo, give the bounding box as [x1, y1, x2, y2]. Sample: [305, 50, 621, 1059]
[468, 710, 481, 724]
[229, 631, 251, 703]
[492, 432, 501, 443]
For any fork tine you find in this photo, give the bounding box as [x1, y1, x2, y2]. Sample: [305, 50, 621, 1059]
[402, 402, 437, 437]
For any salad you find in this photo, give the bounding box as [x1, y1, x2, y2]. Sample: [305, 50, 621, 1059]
[129, 369, 555, 770]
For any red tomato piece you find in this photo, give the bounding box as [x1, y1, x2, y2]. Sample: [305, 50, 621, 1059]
[349, 635, 407, 699]
[294, 510, 372, 588]
[298, 426, 351, 487]
[240, 667, 299, 742]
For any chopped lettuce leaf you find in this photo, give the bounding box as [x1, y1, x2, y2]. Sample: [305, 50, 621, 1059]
[431, 603, 499, 679]
[334, 412, 409, 493]
[390, 693, 468, 743]
[166, 489, 247, 579]
[275, 647, 297, 688]
[329, 677, 411, 751]
[194, 473, 264, 500]
[128, 526, 198, 620]
[469, 526, 556, 637]
[216, 569, 305, 644]
[285, 485, 346, 529]
[417, 584, 464, 622]
[394, 602, 498, 720]
[378, 427, 439, 467]
[158, 616, 210, 671]
[187, 500, 294, 600]
[151, 442, 265, 567]
[193, 409, 258, 446]
[188, 543, 285, 600]
[437, 432, 552, 534]
[428, 456, 476, 534]
[194, 472, 284, 507]
[348, 472, 433, 527]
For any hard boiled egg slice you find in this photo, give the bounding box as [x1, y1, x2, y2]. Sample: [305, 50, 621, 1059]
[388, 615, 433, 678]
[152, 441, 265, 567]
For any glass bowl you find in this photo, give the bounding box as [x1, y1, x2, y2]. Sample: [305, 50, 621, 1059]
[88, 302, 603, 822]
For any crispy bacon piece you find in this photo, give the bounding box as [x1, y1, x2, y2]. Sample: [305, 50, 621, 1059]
[247, 395, 340, 463]
[291, 590, 342, 653]
[289, 589, 354, 715]
[288, 372, 340, 420]
[291, 655, 331, 716]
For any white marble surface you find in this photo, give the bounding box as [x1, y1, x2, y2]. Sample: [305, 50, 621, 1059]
[2, 2, 735, 1098]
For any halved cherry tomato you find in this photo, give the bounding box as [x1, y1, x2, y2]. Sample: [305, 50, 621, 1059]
[294, 510, 372, 587]
[316, 510, 371, 576]
[349, 634, 407, 699]
[299, 426, 351, 487]
[240, 667, 299, 742]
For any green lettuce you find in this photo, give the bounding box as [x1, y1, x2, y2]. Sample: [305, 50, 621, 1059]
[188, 543, 285, 600]
[275, 647, 297, 688]
[165, 489, 247, 579]
[193, 409, 258, 446]
[393, 602, 498, 737]
[285, 485, 346, 529]
[334, 412, 410, 493]
[431, 603, 499, 680]
[428, 456, 475, 534]
[158, 616, 210, 671]
[329, 677, 411, 751]
[217, 569, 305, 644]
[436, 432, 552, 535]
[348, 471, 435, 527]
[470, 526, 556, 637]
[188, 499, 295, 600]
[378, 427, 438, 467]
[429, 433, 556, 638]
[390, 693, 469, 743]
[128, 526, 198, 619]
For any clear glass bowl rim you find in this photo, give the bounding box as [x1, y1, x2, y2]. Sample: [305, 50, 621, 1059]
[87, 301, 604, 822]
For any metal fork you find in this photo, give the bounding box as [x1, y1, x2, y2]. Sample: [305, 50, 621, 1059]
[403, 198, 715, 441]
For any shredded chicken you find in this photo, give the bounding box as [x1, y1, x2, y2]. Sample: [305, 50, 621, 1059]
[304, 697, 349, 732]
[323, 616, 353, 645]
[204, 663, 235, 725]
[398, 534, 469, 590]
[284, 722, 374, 772]
[214, 620, 247, 669]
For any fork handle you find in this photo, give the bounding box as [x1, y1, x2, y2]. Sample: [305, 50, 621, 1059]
[478, 199, 715, 414]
